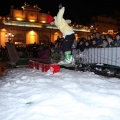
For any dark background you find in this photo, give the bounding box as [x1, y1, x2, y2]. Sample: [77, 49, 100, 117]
[0, 0, 119, 25]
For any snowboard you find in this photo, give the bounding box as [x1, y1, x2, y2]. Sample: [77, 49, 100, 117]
[59, 63, 76, 68]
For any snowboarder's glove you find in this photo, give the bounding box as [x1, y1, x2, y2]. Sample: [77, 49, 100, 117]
[59, 3, 62, 9]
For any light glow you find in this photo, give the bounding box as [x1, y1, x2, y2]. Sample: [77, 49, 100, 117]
[29, 19, 35, 22]
[41, 21, 46, 23]
[16, 18, 23, 21]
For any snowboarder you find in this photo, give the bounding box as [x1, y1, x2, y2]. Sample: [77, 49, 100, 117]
[47, 4, 75, 65]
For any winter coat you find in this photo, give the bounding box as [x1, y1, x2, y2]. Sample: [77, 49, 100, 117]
[106, 41, 114, 47]
[54, 7, 74, 37]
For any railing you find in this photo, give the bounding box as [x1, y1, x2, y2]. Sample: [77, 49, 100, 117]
[72, 47, 120, 67]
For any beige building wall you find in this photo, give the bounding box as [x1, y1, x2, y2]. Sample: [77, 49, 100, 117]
[0, 28, 7, 47]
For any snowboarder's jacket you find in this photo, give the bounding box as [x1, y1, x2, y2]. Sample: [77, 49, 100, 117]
[54, 7, 74, 37]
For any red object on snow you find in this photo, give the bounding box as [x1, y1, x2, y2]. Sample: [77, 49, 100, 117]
[29, 60, 35, 69]
[42, 64, 60, 74]
[34, 62, 40, 70]
[29, 60, 60, 74]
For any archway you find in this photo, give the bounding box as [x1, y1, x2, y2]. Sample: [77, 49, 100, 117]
[13, 34, 25, 46]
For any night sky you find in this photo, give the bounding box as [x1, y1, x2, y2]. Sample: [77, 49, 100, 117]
[0, 0, 119, 25]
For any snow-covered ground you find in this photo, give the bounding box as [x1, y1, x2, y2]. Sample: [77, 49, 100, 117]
[0, 67, 120, 120]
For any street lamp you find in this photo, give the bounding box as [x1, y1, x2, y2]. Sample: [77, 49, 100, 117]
[5, 32, 14, 42]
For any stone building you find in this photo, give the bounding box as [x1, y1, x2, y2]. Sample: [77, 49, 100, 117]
[0, 3, 90, 47]
[90, 16, 119, 35]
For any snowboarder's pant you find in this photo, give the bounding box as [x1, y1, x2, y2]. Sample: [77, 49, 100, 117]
[62, 33, 75, 53]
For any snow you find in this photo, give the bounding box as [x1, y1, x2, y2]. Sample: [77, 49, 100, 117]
[0, 67, 120, 120]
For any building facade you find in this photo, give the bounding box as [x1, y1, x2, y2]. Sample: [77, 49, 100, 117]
[0, 3, 90, 47]
[90, 16, 119, 35]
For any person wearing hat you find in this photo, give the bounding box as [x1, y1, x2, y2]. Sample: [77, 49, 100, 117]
[47, 5, 75, 65]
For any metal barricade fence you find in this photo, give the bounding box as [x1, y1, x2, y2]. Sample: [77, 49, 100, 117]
[72, 47, 120, 67]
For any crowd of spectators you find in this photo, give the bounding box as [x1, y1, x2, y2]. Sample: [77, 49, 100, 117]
[75, 32, 120, 52]
[0, 32, 120, 61]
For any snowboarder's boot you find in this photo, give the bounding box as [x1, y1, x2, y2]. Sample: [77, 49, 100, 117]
[58, 51, 72, 65]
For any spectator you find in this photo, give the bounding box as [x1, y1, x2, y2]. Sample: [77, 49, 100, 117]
[95, 32, 103, 46]
[114, 33, 120, 47]
[100, 39, 108, 48]
[106, 35, 114, 47]
[91, 33, 96, 41]
[86, 35, 92, 46]
[85, 41, 90, 49]
[77, 39, 85, 52]
[91, 39, 98, 48]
